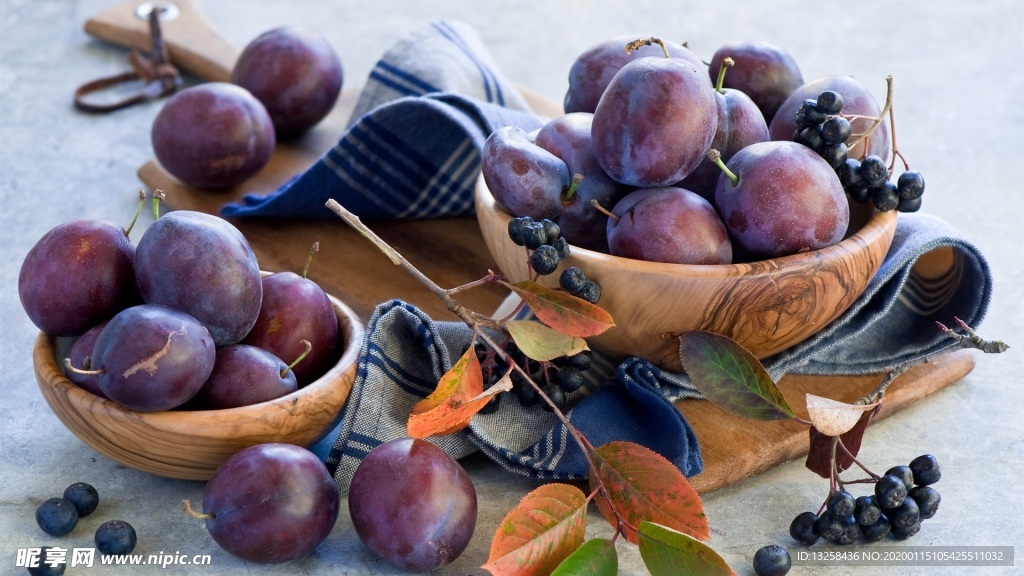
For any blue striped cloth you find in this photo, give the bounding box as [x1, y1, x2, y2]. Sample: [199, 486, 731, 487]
[222, 20, 992, 492]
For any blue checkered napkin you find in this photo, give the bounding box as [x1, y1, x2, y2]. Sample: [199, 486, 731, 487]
[324, 300, 704, 494]
[219, 20, 542, 221]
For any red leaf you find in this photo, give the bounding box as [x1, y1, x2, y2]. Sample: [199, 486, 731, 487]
[504, 280, 615, 338]
[805, 404, 880, 478]
[407, 340, 502, 438]
[590, 441, 708, 544]
[483, 483, 588, 576]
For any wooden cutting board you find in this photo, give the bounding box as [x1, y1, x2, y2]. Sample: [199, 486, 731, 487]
[84, 0, 975, 493]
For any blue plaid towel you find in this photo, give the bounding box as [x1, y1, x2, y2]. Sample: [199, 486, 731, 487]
[221, 20, 992, 492]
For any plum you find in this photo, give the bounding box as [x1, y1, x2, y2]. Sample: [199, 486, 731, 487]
[64, 320, 110, 398]
[769, 75, 890, 161]
[151, 82, 275, 191]
[708, 41, 804, 124]
[592, 53, 718, 187]
[607, 187, 732, 265]
[564, 35, 707, 114]
[185, 344, 298, 410]
[19, 219, 140, 337]
[231, 26, 343, 139]
[349, 438, 477, 571]
[196, 443, 339, 563]
[134, 210, 263, 347]
[713, 141, 850, 258]
[242, 270, 339, 387]
[533, 112, 629, 253]
[679, 58, 770, 203]
[91, 304, 215, 412]
[481, 125, 570, 220]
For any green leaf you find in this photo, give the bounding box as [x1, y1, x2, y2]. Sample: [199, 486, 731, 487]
[550, 538, 617, 576]
[638, 521, 735, 576]
[506, 320, 589, 362]
[504, 280, 615, 338]
[590, 441, 708, 544]
[483, 483, 588, 576]
[677, 330, 794, 420]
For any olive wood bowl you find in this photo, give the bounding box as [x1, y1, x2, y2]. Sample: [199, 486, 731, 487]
[34, 290, 363, 481]
[475, 173, 898, 371]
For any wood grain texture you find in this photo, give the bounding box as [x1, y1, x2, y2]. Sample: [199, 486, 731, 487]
[476, 175, 898, 370]
[33, 294, 363, 481]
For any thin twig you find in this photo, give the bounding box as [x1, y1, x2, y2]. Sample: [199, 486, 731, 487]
[845, 75, 894, 153]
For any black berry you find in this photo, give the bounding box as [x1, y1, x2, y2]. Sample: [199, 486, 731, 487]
[872, 182, 900, 212]
[819, 142, 849, 169]
[575, 280, 601, 304]
[95, 519, 137, 556]
[909, 454, 941, 486]
[63, 482, 99, 517]
[889, 497, 921, 529]
[539, 219, 560, 245]
[541, 384, 567, 412]
[860, 514, 891, 542]
[897, 196, 922, 213]
[26, 546, 66, 576]
[35, 497, 79, 537]
[827, 490, 856, 518]
[909, 485, 941, 520]
[552, 236, 570, 259]
[796, 99, 827, 129]
[507, 216, 530, 246]
[884, 465, 914, 492]
[816, 90, 844, 114]
[797, 126, 825, 151]
[753, 544, 791, 576]
[859, 155, 889, 187]
[854, 495, 882, 526]
[874, 474, 908, 510]
[564, 350, 593, 371]
[559, 266, 587, 293]
[821, 116, 852, 145]
[530, 244, 561, 276]
[890, 519, 921, 540]
[789, 511, 819, 545]
[816, 511, 859, 544]
[897, 170, 926, 200]
[522, 221, 548, 250]
[556, 366, 585, 393]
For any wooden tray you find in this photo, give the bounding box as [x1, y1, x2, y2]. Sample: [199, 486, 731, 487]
[84, 0, 975, 493]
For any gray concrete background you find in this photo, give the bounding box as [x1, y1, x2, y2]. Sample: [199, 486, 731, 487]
[2, 1, 1022, 574]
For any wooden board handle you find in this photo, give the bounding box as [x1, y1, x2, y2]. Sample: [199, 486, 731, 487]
[84, 0, 239, 82]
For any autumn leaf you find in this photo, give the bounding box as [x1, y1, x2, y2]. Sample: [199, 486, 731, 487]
[638, 521, 734, 576]
[805, 404, 881, 478]
[506, 320, 589, 362]
[805, 394, 879, 437]
[677, 331, 795, 420]
[483, 483, 588, 576]
[550, 538, 617, 576]
[407, 339, 510, 438]
[504, 280, 615, 338]
[590, 441, 708, 544]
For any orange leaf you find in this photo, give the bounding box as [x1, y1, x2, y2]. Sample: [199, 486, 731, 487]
[504, 280, 615, 338]
[407, 340, 504, 438]
[483, 483, 588, 576]
[591, 441, 708, 544]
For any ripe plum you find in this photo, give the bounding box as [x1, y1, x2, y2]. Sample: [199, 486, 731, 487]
[607, 187, 732, 265]
[708, 41, 804, 124]
[65, 320, 110, 398]
[564, 35, 706, 114]
[232, 27, 343, 139]
[534, 112, 629, 252]
[242, 271, 339, 386]
[482, 125, 570, 221]
[91, 304, 215, 412]
[134, 210, 263, 347]
[151, 82, 275, 191]
[198, 443, 339, 563]
[713, 141, 850, 258]
[19, 219, 139, 337]
[348, 438, 477, 571]
[186, 344, 298, 410]
[592, 55, 718, 187]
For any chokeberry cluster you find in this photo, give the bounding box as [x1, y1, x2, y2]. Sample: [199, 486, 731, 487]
[789, 454, 941, 546]
[793, 90, 925, 213]
[507, 216, 570, 276]
[472, 339, 594, 413]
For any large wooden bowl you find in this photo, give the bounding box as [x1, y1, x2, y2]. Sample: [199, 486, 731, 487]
[33, 292, 363, 481]
[476, 173, 898, 371]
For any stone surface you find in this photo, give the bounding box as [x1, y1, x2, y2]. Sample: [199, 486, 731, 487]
[1, 1, 1021, 574]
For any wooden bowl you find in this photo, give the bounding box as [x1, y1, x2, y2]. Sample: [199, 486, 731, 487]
[475, 173, 897, 371]
[33, 291, 363, 481]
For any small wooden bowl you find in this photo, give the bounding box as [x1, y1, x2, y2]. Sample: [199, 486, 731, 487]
[33, 292, 363, 481]
[475, 174, 897, 371]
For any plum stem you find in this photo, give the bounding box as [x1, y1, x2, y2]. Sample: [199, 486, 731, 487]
[281, 340, 312, 378]
[151, 188, 166, 220]
[589, 199, 619, 222]
[181, 499, 212, 520]
[561, 173, 584, 203]
[625, 37, 669, 58]
[63, 357, 104, 376]
[714, 57, 734, 93]
[706, 149, 738, 185]
[124, 190, 146, 237]
[302, 241, 319, 279]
